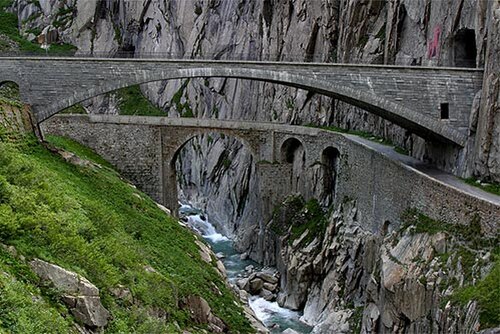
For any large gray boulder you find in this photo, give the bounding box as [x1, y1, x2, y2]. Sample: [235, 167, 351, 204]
[30, 259, 110, 328]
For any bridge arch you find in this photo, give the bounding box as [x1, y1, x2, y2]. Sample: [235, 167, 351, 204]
[280, 137, 305, 163]
[170, 130, 258, 169]
[37, 65, 467, 146]
[320, 146, 341, 205]
[0, 81, 21, 101]
[166, 130, 256, 218]
[167, 127, 259, 168]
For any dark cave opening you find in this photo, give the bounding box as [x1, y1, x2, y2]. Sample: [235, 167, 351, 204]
[453, 28, 477, 68]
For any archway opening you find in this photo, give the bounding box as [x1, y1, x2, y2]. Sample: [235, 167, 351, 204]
[382, 220, 391, 236]
[453, 28, 477, 68]
[280, 137, 306, 194]
[321, 146, 340, 205]
[0, 81, 20, 103]
[281, 137, 304, 163]
[171, 132, 257, 238]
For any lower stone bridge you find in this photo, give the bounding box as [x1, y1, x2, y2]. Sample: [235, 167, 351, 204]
[42, 115, 499, 234]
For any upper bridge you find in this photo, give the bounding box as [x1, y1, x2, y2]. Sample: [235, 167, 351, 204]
[0, 57, 484, 146]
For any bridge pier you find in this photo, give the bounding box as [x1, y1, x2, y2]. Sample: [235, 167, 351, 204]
[162, 160, 180, 218]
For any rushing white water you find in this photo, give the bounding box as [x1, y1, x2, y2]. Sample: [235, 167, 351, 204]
[180, 204, 229, 242]
[179, 204, 312, 334]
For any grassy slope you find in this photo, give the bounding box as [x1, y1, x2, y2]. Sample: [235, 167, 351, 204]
[0, 0, 76, 54]
[116, 85, 167, 116]
[0, 125, 252, 333]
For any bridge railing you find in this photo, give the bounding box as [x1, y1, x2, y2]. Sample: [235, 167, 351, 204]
[0, 50, 335, 62]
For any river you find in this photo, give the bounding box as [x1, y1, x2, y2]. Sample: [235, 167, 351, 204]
[179, 204, 312, 334]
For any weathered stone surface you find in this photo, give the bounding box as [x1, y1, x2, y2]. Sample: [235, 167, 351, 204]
[183, 295, 227, 332]
[195, 240, 212, 264]
[30, 259, 110, 328]
[256, 272, 279, 285]
[2, 58, 480, 148]
[265, 199, 494, 333]
[249, 278, 264, 295]
[281, 329, 300, 334]
[473, 0, 500, 182]
[41, 115, 500, 236]
[109, 285, 133, 304]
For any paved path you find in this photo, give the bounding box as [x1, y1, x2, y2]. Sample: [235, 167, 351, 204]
[346, 134, 500, 207]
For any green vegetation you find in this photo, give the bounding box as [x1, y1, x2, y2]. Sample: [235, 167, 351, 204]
[312, 124, 410, 156]
[357, 34, 369, 48]
[194, 5, 203, 16]
[0, 0, 76, 54]
[452, 254, 500, 328]
[271, 196, 329, 247]
[400, 209, 493, 248]
[463, 177, 500, 196]
[0, 248, 74, 333]
[172, 80, 195, 117]
[401, 209, 499, 328]
[44, 135, 114, 169]
[0, 82, 20, 103]
[0, 121, 252, 332]
[59, 103, 87, 115]
[52, 6, 75, 29]
[116, 85, 166, 116]
[349, 306, 364, 334]
[376, 25, 386, 40]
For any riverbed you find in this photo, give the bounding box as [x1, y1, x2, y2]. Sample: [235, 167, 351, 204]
[180, 204, 312, 334]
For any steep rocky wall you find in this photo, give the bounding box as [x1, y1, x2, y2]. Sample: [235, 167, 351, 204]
[265, 197, 497, 333]
[473, 1, 500, 182]
[11, 0, 500, 249]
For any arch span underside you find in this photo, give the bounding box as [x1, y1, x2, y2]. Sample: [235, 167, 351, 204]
[1, 58, 482, 146]
[46, 69, 466, 146]
[170, 130, 258, 168]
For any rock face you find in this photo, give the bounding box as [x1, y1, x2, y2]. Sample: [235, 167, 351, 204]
[10, 0, 500, 238]
[183, 295, 227, 333]
[29, 259, 110, 329]
[473, 0, 500, 182]
[261, 198, 496, 333]
[9, 2, 500, 332]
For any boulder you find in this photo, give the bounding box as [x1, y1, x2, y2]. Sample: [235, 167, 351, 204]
[30, 259, 110, 328]
[263, 282, 278, 292]
[282, 329, 300, 334]
[259, 288, 275, 301]
[256, 272, 279, 284]
[249, 278, 264, 295]
[184, 295, 227, 332]
[110, 285, 133, 304]
[237, 277, 250, 290]
[195, 240, 212, 263]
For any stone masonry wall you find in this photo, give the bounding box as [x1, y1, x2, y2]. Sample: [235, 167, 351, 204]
[42, 115, 500, 237]
[41, 115, 163, 202]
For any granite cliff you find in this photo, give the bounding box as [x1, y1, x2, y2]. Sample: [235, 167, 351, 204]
[6, 0, 500, 332]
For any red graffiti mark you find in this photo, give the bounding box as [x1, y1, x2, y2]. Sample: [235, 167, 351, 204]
[428, 26, 441, 59]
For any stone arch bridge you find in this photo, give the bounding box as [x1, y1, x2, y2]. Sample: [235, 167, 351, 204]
[42, 115, 499, 233]
[0, 57, 484, 146]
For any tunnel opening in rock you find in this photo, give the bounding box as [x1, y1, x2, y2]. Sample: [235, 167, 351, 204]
[453, 28, 477, 68]
[321, 146, 340, 205]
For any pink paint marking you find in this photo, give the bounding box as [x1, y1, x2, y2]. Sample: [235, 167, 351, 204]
[428, 26, 441, 59]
